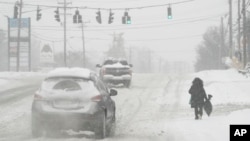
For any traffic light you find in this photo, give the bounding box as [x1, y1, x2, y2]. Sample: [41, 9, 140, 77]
[167, 6, 172, 19]
[108, 11, 114, 24]
[78, 15, 82, 23]
[127, 16, 131, 24]
[73, 14, 77, 23]
[13, 5, 18, 19]
[96, 11, 102, 24]
[36, 6, 42, 21]
[73, 9, 82, 24]
[122, 16, 126, 24]
[122, 11, 131, 24]
[54, 8, 60, 22]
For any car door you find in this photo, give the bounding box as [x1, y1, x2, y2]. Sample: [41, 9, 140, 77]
[97, 79, 114, 122]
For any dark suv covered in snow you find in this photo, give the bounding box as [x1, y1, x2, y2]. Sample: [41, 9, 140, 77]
[31, 68, 117, 139]
[96, 58, 133, 88]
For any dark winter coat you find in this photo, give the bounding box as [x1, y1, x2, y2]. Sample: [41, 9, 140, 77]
[188, 78, 207, 108]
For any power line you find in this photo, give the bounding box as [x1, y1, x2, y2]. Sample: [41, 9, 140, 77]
[31, 14, 223, 32]
[31, 34, 202, 42]
[0, 0, 194, 10]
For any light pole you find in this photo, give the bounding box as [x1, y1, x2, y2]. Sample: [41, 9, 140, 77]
[79, 21, 90, 68]
[16, 0, 23, 72]
[4, 15, 10, 71]
[81, 22, 86, 68]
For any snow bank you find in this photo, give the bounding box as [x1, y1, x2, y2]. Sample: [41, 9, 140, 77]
[189, 69, 250, 105]
[0, 71, 46, 80]
[0, 71, 46, 92]
[194, 69, 246, 82]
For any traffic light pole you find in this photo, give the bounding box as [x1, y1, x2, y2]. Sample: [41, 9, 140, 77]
[229, 0, 233, 58]
[243, 0, 247, 67]
[17, 0, 23, 72]
[64, 0, 67, 67]
[81, 22, 86, 68]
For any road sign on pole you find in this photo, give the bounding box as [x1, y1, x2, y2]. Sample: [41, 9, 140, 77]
[8, 18, 31, 71]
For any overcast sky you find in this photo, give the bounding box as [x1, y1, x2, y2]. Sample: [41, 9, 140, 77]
[0, 0, 232, 65]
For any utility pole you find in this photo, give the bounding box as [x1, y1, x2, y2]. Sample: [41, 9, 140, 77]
[159, 57, 162, 73]
[17, 0, 23, 71]
[148, 49, 151, 73]
[63, 0, 67, 67]
[243, 0, 247, 67]
[81, 22, 86, 68]
[129, 47, 132, 64]
[238, 0, 241, 62]
[220, 17, 224, 69]
[58, 0, 70, 67]
[229, 0, 233, 58]
[80, 21, 90, 68]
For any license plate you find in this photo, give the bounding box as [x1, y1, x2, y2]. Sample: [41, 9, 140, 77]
[53, 100, 79, 109]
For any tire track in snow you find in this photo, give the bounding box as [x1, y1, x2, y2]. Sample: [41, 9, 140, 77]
[115, 76, 158, 132]
[114, 74, 171, 138]
[142, 76, 189, 141]
[0, 88, 36, 140]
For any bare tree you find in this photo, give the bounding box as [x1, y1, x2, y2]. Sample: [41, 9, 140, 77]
[195, 26, 228, 71]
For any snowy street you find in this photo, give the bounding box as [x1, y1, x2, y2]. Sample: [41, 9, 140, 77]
[1, 0, 249, 140]
[0, 70, 250, 141]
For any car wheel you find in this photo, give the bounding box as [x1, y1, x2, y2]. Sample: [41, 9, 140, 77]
[108, 111, 116, 137]
[95, 112, 107, 139]
[31, 114, 43, 138]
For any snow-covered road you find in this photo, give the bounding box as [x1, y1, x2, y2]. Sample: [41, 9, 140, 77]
[0, 70, 250, 141]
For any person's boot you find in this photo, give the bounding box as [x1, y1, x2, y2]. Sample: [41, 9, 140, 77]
[198, 114, 202, 120]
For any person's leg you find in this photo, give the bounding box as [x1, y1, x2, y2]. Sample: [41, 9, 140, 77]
[194, 106, 199, 119]
[200, 105, 203, 117]
[198, 105, 203, 119]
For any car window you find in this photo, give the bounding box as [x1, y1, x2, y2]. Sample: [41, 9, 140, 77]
[41, 77, 97, 93]
[119, 60, 128, 65]
[53, 80, 81, 91]
[103, 60, 114, 65]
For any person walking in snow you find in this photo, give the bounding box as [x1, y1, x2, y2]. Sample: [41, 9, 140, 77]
[188, 77, 208, 120]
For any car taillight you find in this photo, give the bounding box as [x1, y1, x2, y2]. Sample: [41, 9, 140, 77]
[91, 95, 102, 102]
[34, 93, 43, 100]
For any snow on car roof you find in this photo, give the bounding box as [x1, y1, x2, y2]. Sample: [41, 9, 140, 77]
[46, 68, 93, 79]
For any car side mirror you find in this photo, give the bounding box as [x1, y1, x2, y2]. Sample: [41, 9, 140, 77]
[96, 64, 101, 68]
[110, 89, 117, 96]
[129, 64, 133, 67]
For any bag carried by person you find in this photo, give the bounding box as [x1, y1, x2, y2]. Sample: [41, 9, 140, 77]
[204, 94, 213, 116]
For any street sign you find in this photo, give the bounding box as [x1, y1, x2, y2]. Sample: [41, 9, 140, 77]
[8, 18, 31, 71]
[9, 18, 29, 28]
